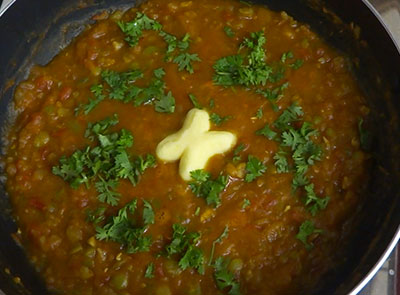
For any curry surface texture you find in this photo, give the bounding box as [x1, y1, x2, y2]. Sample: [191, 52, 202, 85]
[3, 0, 370, 294]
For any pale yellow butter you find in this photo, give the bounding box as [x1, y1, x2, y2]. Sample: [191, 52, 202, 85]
[156, 108, 237, 181]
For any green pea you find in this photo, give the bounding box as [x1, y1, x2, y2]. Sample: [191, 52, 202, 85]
[80, 266, 94, 280]
[155, 285, 172, 295]
[228, 258, 244, 274]
[110, 271, 129, 290]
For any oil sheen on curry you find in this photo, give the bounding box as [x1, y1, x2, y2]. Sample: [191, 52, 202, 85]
[3, 0, 370, 294]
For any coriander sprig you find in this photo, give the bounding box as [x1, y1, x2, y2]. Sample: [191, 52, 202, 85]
[53, 116, 156, 206]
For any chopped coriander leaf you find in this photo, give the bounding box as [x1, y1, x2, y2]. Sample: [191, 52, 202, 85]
[292, 173, 309, 192]
[143, 200, 155, 225]
[179, 245, 205, 274]
[53, 118, 156, 206]
[144, 262, 154, 278]
[234, 143, 246, 156]
[209, 99, 215, 109]
[304, 184, 330, 216]
[85, 114, 119, 140]
[102, 69, 144, 101]
[118, 12, 162, 46]
[189, 170, 228, 207]
[233, 143, 246, 162]
[224, 26, 235, 37]
[173, 52, 201, 74]
[75, 84, 105, 115]
[296, 220, 323, 250]
[242, 198, 251, 209]
[273, 149, 290, 173]
[189, 93, 202, 109]
[273, 103, 303, 130]
[214, 257, 241, 295]
[255, 107, 263, 119]
[77, 68, 175, 114]
[159, 31, 178, 57]
[154, 91, 175, 113]
[210, 113, 232, 126]
[358, 118, 371, 151]
[153, 68, 165, 79]
[177, 33, 191, 51]
[95, 179, 121, 206]
[209, 226, 229, 265]
[195, 207, 201, 216]
[280, 51, 294, 63]
[256, 82, 289, 103]
[245, 155, 266, 182]
[165, 224, 204, 274]
[213, 31, 274, 87]
[256, 123, 277, 140]
[95, 199, 153, 253]
[86, 207, 106, 224]
[290, 59, 304, 69]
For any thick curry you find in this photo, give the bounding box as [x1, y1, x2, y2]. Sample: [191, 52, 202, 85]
[2, 0, 370, 294]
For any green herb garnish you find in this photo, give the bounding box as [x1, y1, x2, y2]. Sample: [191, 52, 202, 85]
[224, 26, 235, 38]
[290, 59, 304, 70]
[173, 52, 201, 74]
[213, 31, 273, 87]
[296, 220, 323, 250]
[166, 224, 204, 274]
[304, 184, 329, 216]
[210, 113, 231, 126]
[242, 198, 251, 209]
[209, 226, 229, 265]
[233, 143, 246, 162]
[144, 262, 155, 278]
[117, 12, 162, 46]
[245, 155, 266, 182]
[273, 149, 289, 173]
[256, 123, 277, 140]
[255, 107, 263, 119]
[95, 199, 153, 253]
[76, 68, 175, 115]
[53, 116, 156, 206]
[189, 93, 202, 109]
[189, 170, 228, 207]
[213, 257, 241, 295]
[280, 51, 294, 63]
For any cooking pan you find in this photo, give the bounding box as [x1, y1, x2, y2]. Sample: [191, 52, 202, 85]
[0, 0, 399, 294]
